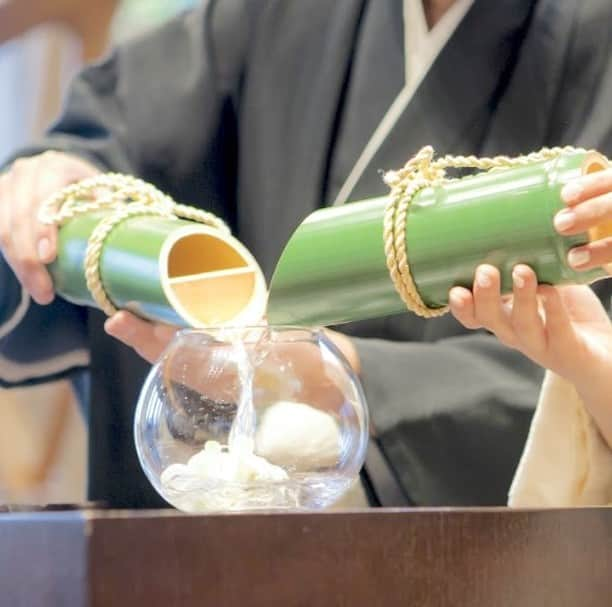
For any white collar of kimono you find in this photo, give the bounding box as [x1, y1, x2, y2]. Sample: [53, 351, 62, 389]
[332, 0, 474, 206]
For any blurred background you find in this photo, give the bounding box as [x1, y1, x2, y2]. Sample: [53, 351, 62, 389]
[0, 0, 196, 505]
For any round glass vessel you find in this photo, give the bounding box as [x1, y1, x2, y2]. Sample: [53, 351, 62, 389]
[134, 326, 369, 512]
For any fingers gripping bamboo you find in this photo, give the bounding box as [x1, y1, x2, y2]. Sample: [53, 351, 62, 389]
[39, 173, 230, 317]
[382, 146, 587, 318]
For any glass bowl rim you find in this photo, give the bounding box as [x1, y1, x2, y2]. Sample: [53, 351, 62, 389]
[172, 324, 328, 344]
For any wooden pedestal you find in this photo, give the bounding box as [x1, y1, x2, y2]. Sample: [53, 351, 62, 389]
[1, 508, 611, 606]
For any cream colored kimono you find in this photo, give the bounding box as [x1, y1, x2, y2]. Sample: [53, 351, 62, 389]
[509, 372, 612, 507]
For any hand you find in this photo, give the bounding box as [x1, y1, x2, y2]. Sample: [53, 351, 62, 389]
[104, 310, 178, 363]
[449, 264, 612, 445]
[556, 168, 612, 271]
[0, 151, 100, 304]
[324, 329, 361, 375]
[105, 312, 361, 411]
[105, 310, 361, 371]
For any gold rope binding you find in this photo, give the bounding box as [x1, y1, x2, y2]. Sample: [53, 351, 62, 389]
[39, 173, 230, 317]
[382, 145, 587, 318]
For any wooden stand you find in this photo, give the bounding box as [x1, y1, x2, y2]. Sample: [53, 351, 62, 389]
[1, 508, 611, 606]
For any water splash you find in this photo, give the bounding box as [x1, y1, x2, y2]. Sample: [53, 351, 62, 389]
[161, 328, 292, 510]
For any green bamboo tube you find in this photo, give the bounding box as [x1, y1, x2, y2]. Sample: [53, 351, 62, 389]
[49, 212, 267, 327]
[267, 150, 611, 326]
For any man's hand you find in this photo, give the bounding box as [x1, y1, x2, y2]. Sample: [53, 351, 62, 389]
[104, 311, 361, 373]
[325, 329, 361, 375]
[0, 151, 100, 304]
[104, 310, 178, 363]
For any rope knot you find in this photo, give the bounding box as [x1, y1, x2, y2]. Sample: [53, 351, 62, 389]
[383, 145, 587, 318]
[39, 173, 229, 317]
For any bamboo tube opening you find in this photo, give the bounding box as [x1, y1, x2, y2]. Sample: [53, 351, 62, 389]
[161, 228, 266, 327]
[167, 234, 249, 276]
[583, 153, 612, 275]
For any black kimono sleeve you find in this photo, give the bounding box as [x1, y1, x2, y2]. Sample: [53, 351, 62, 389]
[0, 0, 250, 387]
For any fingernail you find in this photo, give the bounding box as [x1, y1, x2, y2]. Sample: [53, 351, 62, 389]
[568, 248, 591, 268]
[477, 269, 492, 288]
[37, 238, 51, 261]
[32, 292, 53, 305]
[554, 209, 575, 232]
[33, 274, 54, 303]
[561, 182, 583, 203]
[104, 317, 122, 336]
[512, 270, 525, 289]
[33, 288, 53, 304]
[153, 324, 169, 339]
[449, 290, 464, 308]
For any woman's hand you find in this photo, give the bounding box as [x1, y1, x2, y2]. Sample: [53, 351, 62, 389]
[556, 168, 612, 271]
[449, 264, 612, 446]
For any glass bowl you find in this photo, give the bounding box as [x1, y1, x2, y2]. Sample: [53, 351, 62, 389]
[134, 326, 369, 512]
